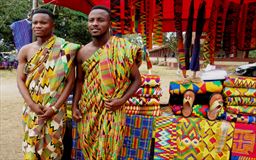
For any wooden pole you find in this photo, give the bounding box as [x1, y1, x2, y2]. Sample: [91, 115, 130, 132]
[32, 0, 38, 10]
[32, 0, 38, 41]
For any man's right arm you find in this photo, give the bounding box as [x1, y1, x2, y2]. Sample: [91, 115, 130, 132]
[17, 47, 44, 115]
[72, 48, 85, 121]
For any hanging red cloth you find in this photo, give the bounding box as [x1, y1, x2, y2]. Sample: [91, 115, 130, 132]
[223, 1, 241, 58]
[153, 0, 163, 46]
[162, 0, 214, 32]
[173, 0, 186, 71]
[43, 0, 110, 14]
[237, 1, 256, 51]
[202, 0, 220, 66]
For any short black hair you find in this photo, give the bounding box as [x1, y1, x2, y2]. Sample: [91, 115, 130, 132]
[32, 8, 55, 21]
[91, 5, 111, 18]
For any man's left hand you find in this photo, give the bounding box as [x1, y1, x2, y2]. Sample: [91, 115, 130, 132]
[38, 107, 56, 124]
[105, 98, 125, 112]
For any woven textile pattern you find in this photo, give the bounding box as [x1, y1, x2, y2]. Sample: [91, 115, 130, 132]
[231, 123, 256, 159]
[154, 116, 177, 159]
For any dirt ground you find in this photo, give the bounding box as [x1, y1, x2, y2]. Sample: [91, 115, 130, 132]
[0, 60, 244, 159]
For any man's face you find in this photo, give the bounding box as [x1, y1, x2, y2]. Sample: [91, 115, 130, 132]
[88, 9, 110, 37]
[32, 13, 54, 37]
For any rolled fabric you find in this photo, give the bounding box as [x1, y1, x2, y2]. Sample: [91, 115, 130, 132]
[169, 80, 223, 95]
[125, 97, 160, 106]
[141, 74, 160, 87]
[125, 105, 160, 111]
[226, 105, 256, 116]
[223, 75, 256, 89]
[135, 86, 162, 98]
[125, 109, 161, 116]
[226, 97, 256, 106]
[223, 87, 256, 97]
[224, 112, 256, 124]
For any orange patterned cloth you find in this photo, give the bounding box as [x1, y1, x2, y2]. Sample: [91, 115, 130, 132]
[231, 123, 256, 159]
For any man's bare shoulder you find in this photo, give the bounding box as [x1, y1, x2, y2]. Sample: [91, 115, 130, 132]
[18, 42, 39, 60]
[78, 42, 92, 54]
[77, 42, 95, 61]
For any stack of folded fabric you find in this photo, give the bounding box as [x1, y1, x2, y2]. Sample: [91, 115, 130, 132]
[125, 74, 162, 116]
[223, 75, 256, 124]
[169, 80, 223, 118]
[154, 116, 235, 159]
[169, 80, 223, 95]
[119, 115, 154, 160]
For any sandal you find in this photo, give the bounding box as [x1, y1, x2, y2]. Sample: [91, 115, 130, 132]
[207, 93, 224, 121]
[182, 90, 195, 117]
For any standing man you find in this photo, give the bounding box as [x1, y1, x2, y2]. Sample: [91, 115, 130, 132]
[72, 5, 142, 159]
[17, 8, 80, 159]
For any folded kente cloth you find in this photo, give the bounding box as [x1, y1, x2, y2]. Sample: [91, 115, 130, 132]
[125, 97, 160, 106]
[224, 75, 256, 89]
[71, 121, 84, 160]
[231, 123, 256, 159]
[226, 97, 256, 106]
[169, 80, 223, 95]
[125, 109, 161, 116]
[176, 117, 234, 160]
[154, 116, 177, 159]
[224, 112, 256, 124]
[135, 87, 162, 98]
[141, 74, 160, 87]
[226, 105, 256, 116]
[171, 105, 183, 115]
[223, 87, 256, 97]
[125, 105, 160, 111]
[119, 115, 154, 160]
[171, 104, 225, 119]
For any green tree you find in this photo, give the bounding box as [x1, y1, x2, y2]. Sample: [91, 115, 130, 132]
[0, 0, 91, 51]
[0, 0, 31, 51]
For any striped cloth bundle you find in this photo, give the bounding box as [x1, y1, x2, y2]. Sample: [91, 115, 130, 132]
[169, 80, 223, 95]
[125, 74, 162, 116]
[223, 75, 256, 124]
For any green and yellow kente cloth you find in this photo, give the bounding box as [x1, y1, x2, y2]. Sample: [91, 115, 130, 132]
[77, 36, 142, 159]
[22, 36, 79, 160]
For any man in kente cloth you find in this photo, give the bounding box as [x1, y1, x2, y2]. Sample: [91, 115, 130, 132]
[72, 5, 142, 159]
[17, 8, 80, 159]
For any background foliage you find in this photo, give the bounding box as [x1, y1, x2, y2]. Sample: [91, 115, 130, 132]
[0, 0, 91, 52]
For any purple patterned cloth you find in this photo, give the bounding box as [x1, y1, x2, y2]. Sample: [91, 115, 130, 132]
[10, 19, 32, 51]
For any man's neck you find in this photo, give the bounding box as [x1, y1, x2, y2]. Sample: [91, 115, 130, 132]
[92, 33, 111, 47]
[36, 35, 53, 46]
